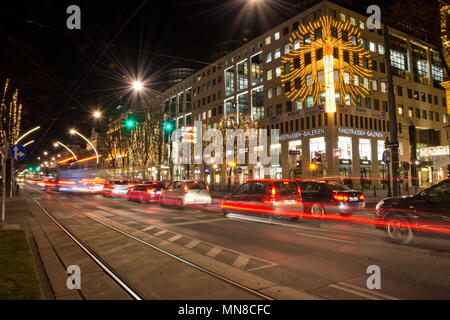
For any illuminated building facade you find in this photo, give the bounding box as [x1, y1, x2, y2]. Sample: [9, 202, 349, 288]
[160, 1, 449, 188]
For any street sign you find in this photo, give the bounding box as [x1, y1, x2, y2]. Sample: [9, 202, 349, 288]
[9, 144, 26, 161]
[382, 150, 391, 164]
[385, 142, 399, 148]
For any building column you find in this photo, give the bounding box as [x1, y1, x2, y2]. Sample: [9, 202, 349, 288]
[352, 136, 362, 189]
[302, 137, 312, 179]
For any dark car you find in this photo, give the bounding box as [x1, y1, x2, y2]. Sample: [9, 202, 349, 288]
[297, 180, 365, 218]
[221, 180, 303, 220]
[375, 179, 450, 244]
[127, 182, 165, 203]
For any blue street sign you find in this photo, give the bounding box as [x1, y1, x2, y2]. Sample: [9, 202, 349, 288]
[382, 150, 391, 164]
[10, 144, 26, 161]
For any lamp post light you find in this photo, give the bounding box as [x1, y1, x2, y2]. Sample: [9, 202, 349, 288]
[54, 141, 78, 160]
[93, 111, 102, 119]
[69, 129, 99, 164]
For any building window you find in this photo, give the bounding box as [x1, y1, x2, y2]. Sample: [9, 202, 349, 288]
[266, 52, 272, 63]
[295, 99, 302, 110]
[338, 136, 352, 159]
[265, 36, 271, 45]
[267, 88, 273, 99]
[374, 99, 380, 110]
[267, 70, 272, 81]
[251, 53, 263, 86]
[377, 140, 385, 161]
[237, 60, 248, 91]
[304, 34, 310, 45]
[276, 104, 282, 115]
[340, 13, 346, 22]
[372, 80, 378, 91]
[293, 39, 300, 50]
[315, 28, 322, 40]
[354, 75, 360, 86]
[275, 66, 281, 78]
[344, 94, 351, 106]
[225, 67, 235, 96]
[391, 50, 406, 70]
[369, 41, 376, 52]
[276, 85, 282, 96]
[252, 87, 264, 120]
[306, 95, 314, 107]
[284, 43, 290, 55]
[381, 82, 386, 93]
[359, 139, 371, 160]
[378, 44, 385, 55]
[274, 32, 280, 40]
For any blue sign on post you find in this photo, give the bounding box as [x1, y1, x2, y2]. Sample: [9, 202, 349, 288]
[9, 144, 26, 161]
[382, 150, 391, 164]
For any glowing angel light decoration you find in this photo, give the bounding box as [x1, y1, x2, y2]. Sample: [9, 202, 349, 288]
[281, 16, 373, 112]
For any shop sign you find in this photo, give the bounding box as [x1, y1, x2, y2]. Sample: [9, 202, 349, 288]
[339, 159, 352, 165]
[338, 128, 383, 138]
[279, 128, 325, 141]
[419, 146, 449, 157]
[360, 160, 372, 166]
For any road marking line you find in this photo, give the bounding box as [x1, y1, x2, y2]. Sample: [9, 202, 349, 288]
[295, 232, 356, 244]
[185, 240, 200, 249]
[338, 282, 401, 300]
[227, 213, 359, 243]
[233, 255, 250, 268]
[161, 218, 227, 227]
[247, 264, 277, 272]
[154, 230, 167, 236]
[142, 226, 156, 231]
[171, 217, 185, 220]
[206, 247, 223, 258]
[329, 284, 381, 300]
[167, 234, 183, 242]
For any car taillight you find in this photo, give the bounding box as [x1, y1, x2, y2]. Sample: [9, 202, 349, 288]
[129, 184, 135, 189]
[297, 187, 301, 194]
[359, 195, 365, 201]
[184, 185, 189, 192]
[270, 187, 277, 196]
[147, 188, 153, 194]
[58, 180, 75, 185]
[333, 194, 349, 202]
[206, 185, 209, 191]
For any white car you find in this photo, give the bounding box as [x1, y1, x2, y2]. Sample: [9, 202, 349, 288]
[160, 180, 211, 208]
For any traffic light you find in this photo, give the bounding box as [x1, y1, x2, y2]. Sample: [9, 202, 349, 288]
[125, 118, 135, 128]
[315, 152, 322, 163]
[334, 150, 342, 158]
[120, 114, 126, 126]
[28, 167, 33, 171]
[164, 122, 173, 131]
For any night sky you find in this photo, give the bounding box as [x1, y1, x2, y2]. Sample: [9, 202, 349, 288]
[0, 0, 407, 167]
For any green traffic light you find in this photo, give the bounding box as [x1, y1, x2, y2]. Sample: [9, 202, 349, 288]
[165, 123, 173, 130]
[126, 120, 135, 128]
[28, 167, 33, 171]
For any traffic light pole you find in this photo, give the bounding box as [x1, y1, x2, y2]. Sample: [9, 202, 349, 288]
[383, 18, 400, 196]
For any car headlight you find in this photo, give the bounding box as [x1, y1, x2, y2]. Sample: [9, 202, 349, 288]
[375, 200, 384, 212]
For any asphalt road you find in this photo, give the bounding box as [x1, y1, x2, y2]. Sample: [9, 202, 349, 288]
[26, 185, 450, 300]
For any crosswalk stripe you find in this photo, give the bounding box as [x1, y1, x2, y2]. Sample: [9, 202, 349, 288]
[206, 247, 222, 258]
[185, 240, 200, 249]
[142, 226, 156, 231]
[233, 255, 250, 268]
[168, 234, 183, 242]
[154, 230, 167, 236]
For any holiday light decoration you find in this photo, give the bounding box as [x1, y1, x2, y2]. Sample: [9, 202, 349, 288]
[281, 16, 373, 112]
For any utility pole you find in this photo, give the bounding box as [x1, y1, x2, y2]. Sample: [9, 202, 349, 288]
[383, 13, 401, 196]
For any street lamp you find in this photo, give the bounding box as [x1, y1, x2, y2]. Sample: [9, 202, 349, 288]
[43, 151, 48, 156]
[54, 141, 78, 160]
[15, 126, 40, 144]
[93, 111, 101, 119]
[133, 81, 143, 91]
[69, 129, 99, 164]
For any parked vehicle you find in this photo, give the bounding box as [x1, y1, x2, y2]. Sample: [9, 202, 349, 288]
[160, 180, 211, 208]
[221, 180, 303, 220]
[375, 179, 450, 244]
[127, 182, 165, 203]
[102, 179, 131, 198]
[297, 180, 365, 218]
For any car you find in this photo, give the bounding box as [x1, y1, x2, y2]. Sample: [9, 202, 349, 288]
[160, 180, 211, 208]
[221, 180, 303, 220]
[127, 182, 165, 203]
[375, 179, 450, 244]
[296, 180, 365, 218]
[43, 178, 57, 191]
[102, 179, 131, 198]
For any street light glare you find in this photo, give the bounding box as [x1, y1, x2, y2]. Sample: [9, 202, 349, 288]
[93, 111, 101, 118]
[54, 143, 59, 147]
[133, 81, 143, 91]
[70, 129, 75, 134]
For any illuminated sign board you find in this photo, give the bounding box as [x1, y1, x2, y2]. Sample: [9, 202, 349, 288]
[338, 128, 383, 138]
[279, 129, 325, 141]
[281, 16, 372, 113]
[418, 146, 450, 157]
